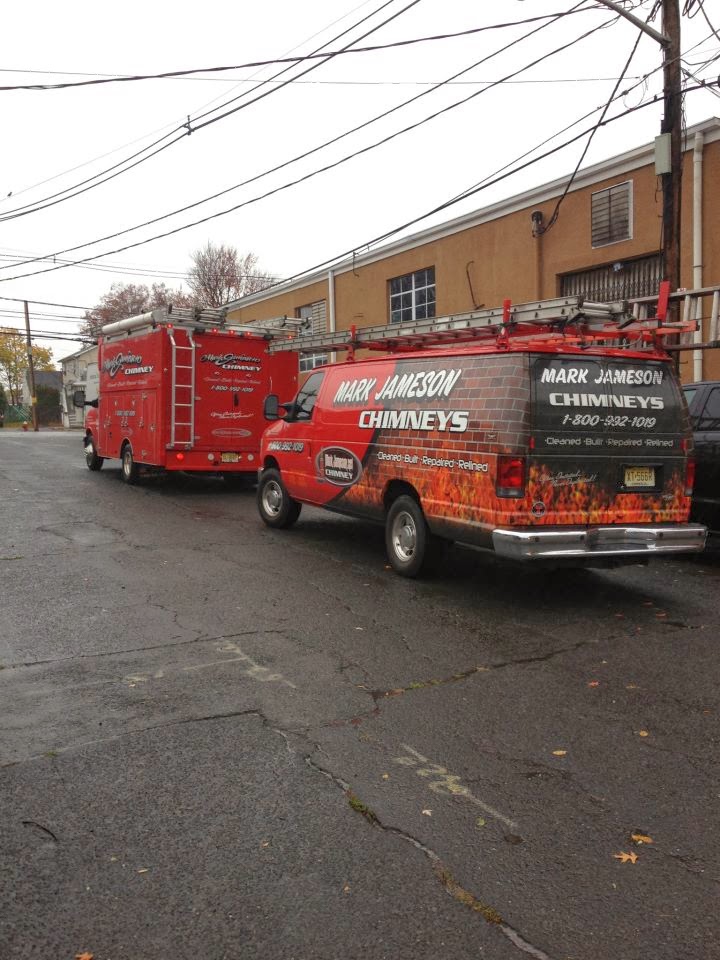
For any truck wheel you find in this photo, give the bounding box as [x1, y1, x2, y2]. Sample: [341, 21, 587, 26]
[85, 439, 104, 471]
[120, 443, 140, 485]
[257, 468, 301, 529]
[385, 495, 439, 578]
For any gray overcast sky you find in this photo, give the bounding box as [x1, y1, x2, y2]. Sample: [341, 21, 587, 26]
[1, 0, 718, 362]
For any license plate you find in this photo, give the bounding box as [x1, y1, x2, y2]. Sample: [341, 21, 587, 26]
[221, 452, 239, 463]
[624, 466, 655, 487]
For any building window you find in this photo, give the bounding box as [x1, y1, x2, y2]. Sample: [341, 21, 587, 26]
[297, 302, 327, 373]
[389, 267, 435, 324]
[591, 181, 632, 247]
[561, 253, 661, 301]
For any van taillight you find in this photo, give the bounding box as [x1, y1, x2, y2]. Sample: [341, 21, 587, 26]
[685, 458, 695, 496]
[496, 456, 526, 498]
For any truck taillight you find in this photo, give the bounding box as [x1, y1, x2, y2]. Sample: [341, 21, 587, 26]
[176, 452, 185, 462]
[685, 457, 695, 496]
[496, 456, 525, 498]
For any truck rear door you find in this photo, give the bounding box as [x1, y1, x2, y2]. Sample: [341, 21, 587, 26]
[528, 354, 690, 526]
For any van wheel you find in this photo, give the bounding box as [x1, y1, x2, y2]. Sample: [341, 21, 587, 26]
[85, 439, 104, 471]
[385, 495, 438, 577]
[257, 468, 301, 529]
[121, 444, 140, 485]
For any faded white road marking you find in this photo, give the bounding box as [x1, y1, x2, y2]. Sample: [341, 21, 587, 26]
[394, 743, 517, 829]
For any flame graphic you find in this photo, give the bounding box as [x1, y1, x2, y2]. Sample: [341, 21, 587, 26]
[339, 449, 690, 527]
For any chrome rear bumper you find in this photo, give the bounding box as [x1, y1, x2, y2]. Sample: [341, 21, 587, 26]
[492, 524, 707, 561]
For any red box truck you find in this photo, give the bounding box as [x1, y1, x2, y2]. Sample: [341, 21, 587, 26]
[79, 306, 299, 483]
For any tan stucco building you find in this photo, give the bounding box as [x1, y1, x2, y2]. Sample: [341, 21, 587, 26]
[227, 117, 720, 383]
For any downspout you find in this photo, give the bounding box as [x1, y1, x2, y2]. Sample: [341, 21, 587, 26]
[328, 268, 336, 364]
[693, 132, 704, 382]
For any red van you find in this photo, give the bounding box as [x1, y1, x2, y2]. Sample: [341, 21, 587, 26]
[256, 304, 706, 576]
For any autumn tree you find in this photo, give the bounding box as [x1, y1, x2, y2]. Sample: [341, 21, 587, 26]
[186, 243, 273, 308]
[0, 329, 54, 405]
[80, 282, 193, 338]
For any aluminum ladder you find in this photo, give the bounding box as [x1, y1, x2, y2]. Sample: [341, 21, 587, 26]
[167, 327, 195, 449]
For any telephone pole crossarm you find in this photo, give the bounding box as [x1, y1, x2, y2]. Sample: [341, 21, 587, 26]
[593, 0, 669, 45]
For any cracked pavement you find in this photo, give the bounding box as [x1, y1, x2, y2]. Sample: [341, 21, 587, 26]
[1, 432, 719, 960]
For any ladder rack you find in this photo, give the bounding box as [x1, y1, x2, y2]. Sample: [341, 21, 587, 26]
[101, 305, 307, 342]
[267, 284, 703, 358]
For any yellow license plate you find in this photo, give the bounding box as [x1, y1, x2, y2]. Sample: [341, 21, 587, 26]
[624, 466, 655, 487]
[221, 452, 239, 463]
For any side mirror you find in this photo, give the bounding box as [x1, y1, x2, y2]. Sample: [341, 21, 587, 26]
[72, 390, 86, 408]
[264, 394, 280, 420]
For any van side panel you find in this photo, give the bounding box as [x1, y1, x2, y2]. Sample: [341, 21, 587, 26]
[307, 354, 530, 542]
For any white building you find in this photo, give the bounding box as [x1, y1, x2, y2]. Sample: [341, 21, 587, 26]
[60, 345, 99, 429]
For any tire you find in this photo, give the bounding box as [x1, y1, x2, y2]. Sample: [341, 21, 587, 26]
[120, 443, 140, 485]
[385, 495, 441, 578]
[257, 468, 301, 529]
[85, 438, 104, 472]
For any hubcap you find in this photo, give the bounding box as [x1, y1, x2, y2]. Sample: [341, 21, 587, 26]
[392, 510, 416, 561]
[263, 480, 283, 517]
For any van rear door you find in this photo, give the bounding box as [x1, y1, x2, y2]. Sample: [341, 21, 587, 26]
[528, 354, 690, 526]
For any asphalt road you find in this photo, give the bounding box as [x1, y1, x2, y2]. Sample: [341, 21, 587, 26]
[1, 431, 718, 960]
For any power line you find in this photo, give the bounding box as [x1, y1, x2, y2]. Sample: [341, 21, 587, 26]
[0, 295, 93, 310]
[0, 4, 604, 280]
[0, 19, 571, 91]
[0, 0, 417, 222]
[0, 69, 649, 87]
[0, 0, 383, 204]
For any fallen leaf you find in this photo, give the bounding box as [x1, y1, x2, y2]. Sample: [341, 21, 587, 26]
[355, 627, 364, 631]
[381, 773, 389, 780]
[137, 868, 149, 874]
[422, 809, 432, 816]
[638, 730, 650, 738]
[631, 832, 653, 845]
[343, 884, 351, 893]
[552, 750, 567, 757]
[476, 818, 486, 827]
[615, 613, 625, 618]
[655, 612, 667, 619]
[260, 841, 270, 848]
[614, 851, 638, 864]
[75, 954, 94, 960]
[588, 680, 600, 687]
[626, 683, 639, 690]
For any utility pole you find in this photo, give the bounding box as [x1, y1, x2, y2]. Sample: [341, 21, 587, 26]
[23, 300, 39, 432]
[661, 0, 682, 297]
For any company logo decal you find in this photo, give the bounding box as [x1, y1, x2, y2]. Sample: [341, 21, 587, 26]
[333, 367, 469, 433]
[531, 501, 547, 518]
[201, 353, 261, 372]
[317, 447, 362, 486]
[103, 353, 153, 377]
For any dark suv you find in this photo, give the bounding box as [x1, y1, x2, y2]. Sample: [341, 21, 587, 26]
[683, 381, 720, 528]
